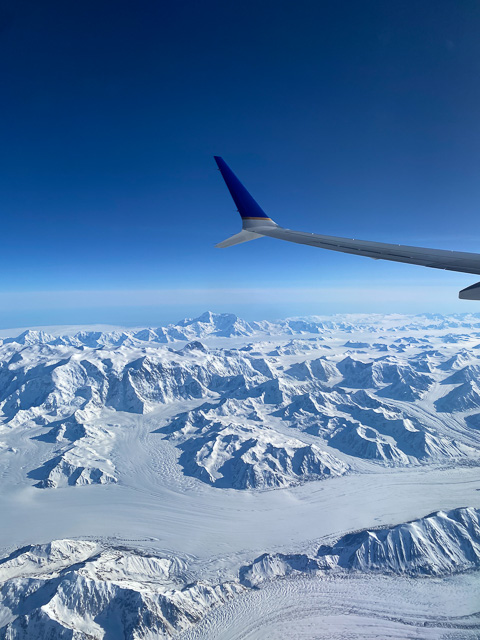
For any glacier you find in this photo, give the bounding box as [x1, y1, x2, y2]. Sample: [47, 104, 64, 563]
[0, 311, 479, 638]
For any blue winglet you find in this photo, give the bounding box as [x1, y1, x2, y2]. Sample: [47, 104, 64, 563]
[214, 156, 270, 220]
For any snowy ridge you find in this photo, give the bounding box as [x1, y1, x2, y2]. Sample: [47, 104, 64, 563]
[1, 312, 479, 494]
[29, 442, 117, 489]
[160, 398, 348, 489]
[176, 422, 348, 489]
[239, 507, 480, 587]
[0, 540, 243, 639]
[0, 313, 480, 638]
[1, 507, 479, 638]
[436, 380, 480, 412]
[2, 312, 325, 349]
[5, 311, 480, 349]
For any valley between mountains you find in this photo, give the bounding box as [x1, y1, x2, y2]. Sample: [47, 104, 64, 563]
[0, 311, 479, 638]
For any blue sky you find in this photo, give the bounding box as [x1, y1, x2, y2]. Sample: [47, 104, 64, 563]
[1, 0, 480, 326]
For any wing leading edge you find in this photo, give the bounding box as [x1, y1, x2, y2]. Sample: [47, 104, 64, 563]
[213, 156, 480, 299]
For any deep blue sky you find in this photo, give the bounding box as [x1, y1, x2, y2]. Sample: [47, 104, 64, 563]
[1, 0, 480, 326]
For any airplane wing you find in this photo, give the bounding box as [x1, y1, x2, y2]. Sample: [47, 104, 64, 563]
[258, 225, 480, 275]
[213, 156, 480, 300]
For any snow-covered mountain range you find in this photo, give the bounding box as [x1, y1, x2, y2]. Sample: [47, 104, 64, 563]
[0, 540, 244, 639]
[240, 507, 480, 586]
[0, 312, 479, 638]
[1, 507, 479, 638]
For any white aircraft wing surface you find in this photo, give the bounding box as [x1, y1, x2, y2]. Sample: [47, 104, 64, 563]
[258, 225, 480, 275]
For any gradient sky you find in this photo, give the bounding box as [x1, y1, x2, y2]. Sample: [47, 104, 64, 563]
[1, 0, 480, 327]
